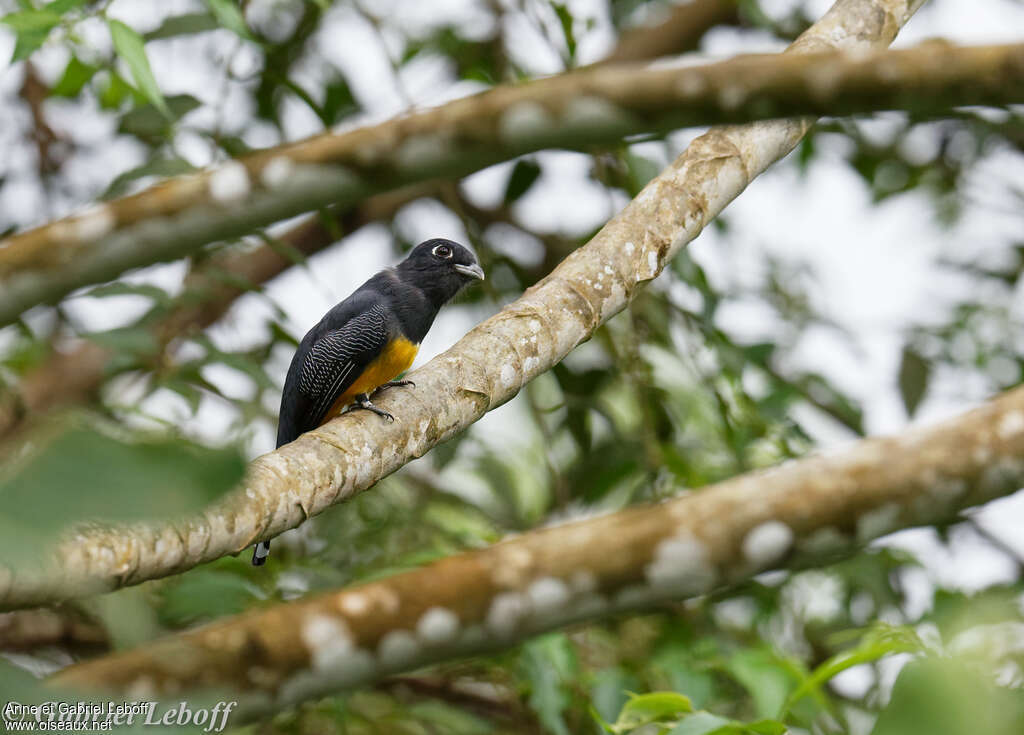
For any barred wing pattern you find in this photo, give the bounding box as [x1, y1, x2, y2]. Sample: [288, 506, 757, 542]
[297, 303, 390, 432]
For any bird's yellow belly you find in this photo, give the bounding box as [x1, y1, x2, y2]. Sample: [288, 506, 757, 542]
[322, 337, 418, 423]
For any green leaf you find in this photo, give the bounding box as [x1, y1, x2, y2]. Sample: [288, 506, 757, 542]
[98, 70, 142, 109]
[504, 159, 542, 205]
[83, 325, 160, 359]
[611, 691, 693, 733]
[551, 3, 577, 62]
[625, 152, 660, 197]
[83, 281, 172, 306]
[872, 657, 1024, 735]
[591, 667, 642, 726]
[668, 712, 733, 735]
[144, 11, 220, 41]
[1, 9, 61, 32]
[205, 0, 252, 39]
[521, 634, 578, 735]
[322, 76, 359, 125]
[51, 55, 98, 97]
[43, 0, 87, 14]
[107, 18, 170, 117]
[102, 156, 197, 199]
[724, 649, 796, 720]
[781, 625, 924, 717]
[118, 93, 201, 143]
[898, 345, 930, 417]
[1, 9, 61, 60]
[0, 427, 246, 568]
[159, 568, 264, 626]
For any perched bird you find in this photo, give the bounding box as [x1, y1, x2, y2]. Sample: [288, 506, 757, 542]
[252, 238, 484, 566]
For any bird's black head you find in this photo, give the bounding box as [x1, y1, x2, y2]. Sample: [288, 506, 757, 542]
[395, 238, 484, 307]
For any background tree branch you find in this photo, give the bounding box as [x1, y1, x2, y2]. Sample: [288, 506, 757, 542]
[2, 35, 1021, 324]
[52, 383, 1024, 717]
[0, 0, 930, 610]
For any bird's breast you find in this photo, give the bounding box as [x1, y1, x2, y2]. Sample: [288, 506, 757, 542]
[325, 337, 419, 421]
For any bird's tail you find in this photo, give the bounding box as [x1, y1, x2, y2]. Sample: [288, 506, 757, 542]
[252, 540, 270, 566]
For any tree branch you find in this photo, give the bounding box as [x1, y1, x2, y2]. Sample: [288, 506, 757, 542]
[51, 384, 1024, 716]
[3, 32, 1021, 323]
[596, 0, 739, 66]
[0, 0, 931, 611]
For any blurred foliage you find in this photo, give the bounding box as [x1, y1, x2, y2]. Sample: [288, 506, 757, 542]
[1, 0, 1023, 733]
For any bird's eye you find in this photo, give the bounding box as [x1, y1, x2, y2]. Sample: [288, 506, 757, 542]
[432, 244, 452, 259]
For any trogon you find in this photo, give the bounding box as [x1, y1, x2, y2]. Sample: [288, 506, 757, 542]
[252, 238, 484, 565]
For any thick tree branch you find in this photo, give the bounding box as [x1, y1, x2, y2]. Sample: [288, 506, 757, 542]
[52, 384, 1024, 715]
[2, 34, 1021, 323]
[0, 0, 930, 610]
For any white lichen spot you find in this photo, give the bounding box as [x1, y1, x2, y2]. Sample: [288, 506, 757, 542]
[301, 614, 353, 671]
[564, 96, 627, 129]
[418, 419, 430, 435]
[377, 629, 420, 669]
[647, 251, 659, 278]
[499, 101, 554, 142]
[624, 241, 635, 255]
[529, 319, 541, 333]
[997, 411, 1024, 440]
[527, 576, 570, 616]
[719, 85, 746, 110]
[677, 72, 706, 97]
[125, 676, 157, 700]
[524, 356, 540, 372]
[486, 591, 528, 638]
[397, 135, 445, 171]
[645, 531, 716, 594]
[208, 160, 251, 204]
[416, 606, 459, 644]
[338, 593, 370, 617]
[742, 521, 793, 567]
[500, 363, 517, 388]
[260, 156, 294, 189]
[604, 265, 614, 275]
[856, 503, 902, 543]
[805, 62, 842, 100]
[72, 206, 115, 241]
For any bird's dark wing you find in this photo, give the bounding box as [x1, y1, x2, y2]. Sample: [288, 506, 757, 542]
[293, 302, 390, 434]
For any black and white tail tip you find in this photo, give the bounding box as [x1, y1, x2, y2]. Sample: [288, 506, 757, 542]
[252, 540, 270, 566]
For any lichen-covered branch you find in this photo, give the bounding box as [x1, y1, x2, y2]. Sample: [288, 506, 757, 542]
[52, 384, 1024, 716]
[4, 33, 1021, 323]
[0, 608, 105, 651]
[0, 186, 429, 440]
[0, 0, 928, 609]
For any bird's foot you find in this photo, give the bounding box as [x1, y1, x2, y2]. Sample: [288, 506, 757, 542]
[351, 393, 395, 421]
[375, 379, 415, 392]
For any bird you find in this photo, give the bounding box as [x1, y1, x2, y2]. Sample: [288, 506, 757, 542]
[251, 238, 484, 566]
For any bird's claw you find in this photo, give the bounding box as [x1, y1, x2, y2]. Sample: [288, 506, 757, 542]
[352, 394, 395, 421]
[375, 379, 415, 392]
